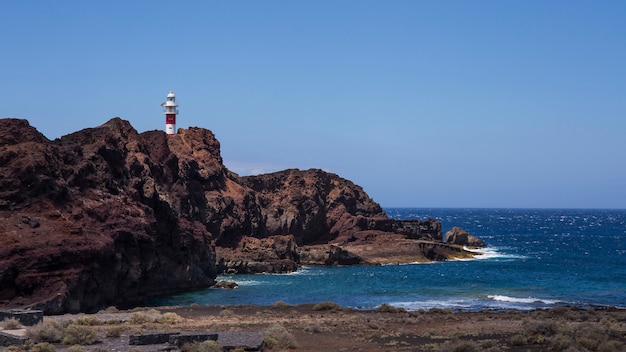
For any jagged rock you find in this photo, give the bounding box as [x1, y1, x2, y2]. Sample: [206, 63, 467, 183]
[445, 227, 487, 248]
[213, 281, 239, 289]
[216, 235, 299, 274]
[0, 118, 219, 313]
[298, 244, 364, 266]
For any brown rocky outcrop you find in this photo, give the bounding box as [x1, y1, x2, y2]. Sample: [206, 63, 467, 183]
[215, 235, 299, 274]
[1, 118, 225, 313]
[0, 117, 484, 313]
[238, 168, 386, 245]
[445, 227, 487, 248]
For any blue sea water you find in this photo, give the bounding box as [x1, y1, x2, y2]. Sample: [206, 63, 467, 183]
[150, 208, 626, 311]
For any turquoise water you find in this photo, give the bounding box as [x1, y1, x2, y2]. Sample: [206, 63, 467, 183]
[149, 208, 626, 311]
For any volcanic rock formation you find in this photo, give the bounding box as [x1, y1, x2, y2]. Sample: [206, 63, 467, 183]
[445, 226, 487, 248]
[0, 118, 484, 313]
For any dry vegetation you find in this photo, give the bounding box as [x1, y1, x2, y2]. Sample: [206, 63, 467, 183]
[1, 304, 624, 351]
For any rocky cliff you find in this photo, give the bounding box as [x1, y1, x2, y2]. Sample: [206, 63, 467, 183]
[0, 118, 483, 313]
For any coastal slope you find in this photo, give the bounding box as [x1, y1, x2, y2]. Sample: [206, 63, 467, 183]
[0, 117, 481, 313]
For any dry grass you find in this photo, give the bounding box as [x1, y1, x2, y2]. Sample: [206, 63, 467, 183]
[2, 317, 22, 330]
[263, 323, 298, 350]
[26, 320, 64, 343]
[312, 301, 342, 311]
[61, 324, 98, 345]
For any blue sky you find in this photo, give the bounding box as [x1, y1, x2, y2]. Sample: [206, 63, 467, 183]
[3, 1, 625, 208]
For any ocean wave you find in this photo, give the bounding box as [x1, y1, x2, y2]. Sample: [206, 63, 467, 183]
[462, 246, 526, 261]
[215, 276, 264, 286]
[287, 266, 317, 275]
[389, 299, 474, 311]
[387, 295, 563, 311]
[487, 295, 560, 305]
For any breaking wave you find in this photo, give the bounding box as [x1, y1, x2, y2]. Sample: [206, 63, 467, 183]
[488, 295, 561, 305]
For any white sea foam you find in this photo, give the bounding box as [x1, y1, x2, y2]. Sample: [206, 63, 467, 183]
[388, 295, 562, 311]
[397, 261, 439, 265]
[460, 246, 526, 261]
[389, 299, 473, 311]
[488, 295, 560, 305]
[215, 275, 264, 286]
[287, 266, 316, 275]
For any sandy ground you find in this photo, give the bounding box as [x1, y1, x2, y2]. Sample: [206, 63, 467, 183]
[2, 304, 625, 351]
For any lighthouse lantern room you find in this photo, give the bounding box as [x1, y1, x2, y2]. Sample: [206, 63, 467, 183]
[161, 91, 178, 135]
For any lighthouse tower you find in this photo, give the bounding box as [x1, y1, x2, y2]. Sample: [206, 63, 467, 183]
[161, 91, 178, 135]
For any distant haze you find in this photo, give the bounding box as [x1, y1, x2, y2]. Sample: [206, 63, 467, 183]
[3, 1, 625, 208]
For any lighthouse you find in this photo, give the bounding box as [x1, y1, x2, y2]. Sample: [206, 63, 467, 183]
[161, 91, 178, 135]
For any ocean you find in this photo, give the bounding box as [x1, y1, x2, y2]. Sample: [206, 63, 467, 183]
[149, 208, 626, 311]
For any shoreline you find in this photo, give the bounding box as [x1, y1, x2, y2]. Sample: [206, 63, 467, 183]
[4, 303, 624, 351]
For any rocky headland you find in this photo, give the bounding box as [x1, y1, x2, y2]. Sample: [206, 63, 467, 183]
[0, 118, 485, 314]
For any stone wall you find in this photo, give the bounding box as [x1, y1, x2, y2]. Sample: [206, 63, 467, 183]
[0, 331, 27, 347]
[0, 309, 43, 326]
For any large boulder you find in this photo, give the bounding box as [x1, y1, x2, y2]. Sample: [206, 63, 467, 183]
[445, 227, 487, 248]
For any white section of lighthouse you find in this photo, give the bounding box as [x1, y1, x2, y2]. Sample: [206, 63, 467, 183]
[161, 91, 178, 135]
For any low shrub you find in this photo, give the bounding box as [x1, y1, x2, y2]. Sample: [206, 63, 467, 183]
[547, 333, 574, 351]
[428, 307, 453, 314]
[264, 323, 297, 350]
[218, 309, 234, 317]
[3, 345, 30, 352]
[509, 334, 528, 346]
[26, 321, 64, 342]
[31, 342, 57, 352]
[376, 303, 406, 313]
[66, 346, 88, 352]
[2, 317, 21, 329]
[312, 301, 342, 311]
[74, 316, 103, 326]
[303, 323, 325, 333]
[440, 340, 480, 352]
[158, 312, 184, 324]
[98, 306, 119, 313]
[106, 326, 124, 338]
[61, 324, 98, 345]
[524, 319, 559, 336]
[127, 312, 154, 324]
[597, 340, 625, 352]
[273, 301, 292, 309]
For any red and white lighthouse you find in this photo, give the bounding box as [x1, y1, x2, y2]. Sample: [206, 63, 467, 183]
[161, 91, 178, 135]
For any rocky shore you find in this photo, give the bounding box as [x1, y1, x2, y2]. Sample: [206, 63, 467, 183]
[1, 118, 484, 314]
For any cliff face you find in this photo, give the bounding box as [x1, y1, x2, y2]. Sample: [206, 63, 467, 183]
[0, 118, 482, 313]
[0, 118, 226, 313]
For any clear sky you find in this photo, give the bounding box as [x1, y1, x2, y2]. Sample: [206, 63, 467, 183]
[3, 1, 625, 209]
